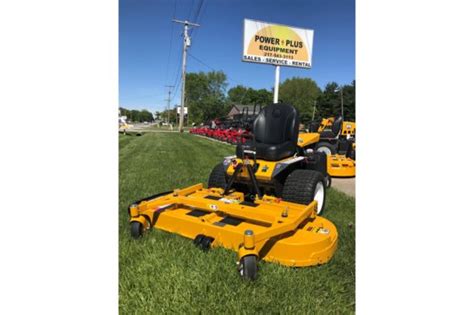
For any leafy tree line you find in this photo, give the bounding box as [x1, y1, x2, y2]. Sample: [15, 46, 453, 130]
[157, 108, 178, 124]
[119, 107, 154, 123]
[153, 70, 355, 125]
[274, 78, 355, 123]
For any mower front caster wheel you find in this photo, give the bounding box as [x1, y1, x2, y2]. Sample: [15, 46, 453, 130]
[200, 237, 213, 251]
[239, 255, 258, 281]
[325, 175, 332, 188]
[193, 234, 205, 246]
[193, 234, 214, 251]
[130, 221, 144, 239]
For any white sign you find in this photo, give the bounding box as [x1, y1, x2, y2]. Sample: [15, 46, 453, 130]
[177, 107, 188, 116]
[243, 19, 314, 69]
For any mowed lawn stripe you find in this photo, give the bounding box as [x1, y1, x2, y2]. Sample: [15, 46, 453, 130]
[119, 133, 355, 314]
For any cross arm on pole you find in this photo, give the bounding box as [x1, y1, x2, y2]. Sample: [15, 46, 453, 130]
[172, 19, 200, 27]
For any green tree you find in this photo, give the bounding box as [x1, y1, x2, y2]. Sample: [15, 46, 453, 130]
[186, 71, 228, 123]
[139, 109, 154, 122]
[316, 80, 355, 121]
[227, 86, 272, 106]
[343, 80, 355, 121]
[119, 107, 130, 119]
[122, 108, 153, 122]
[160, 108, 177, 123]
[279, 77, 322, 123]
[227, 85, 248, 104]
[130, 109, 140, 122]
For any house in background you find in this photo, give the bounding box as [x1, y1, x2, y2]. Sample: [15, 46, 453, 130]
[227, 104, 263, 120]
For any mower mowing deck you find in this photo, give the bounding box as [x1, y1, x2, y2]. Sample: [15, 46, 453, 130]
[129, 183, 338, 275]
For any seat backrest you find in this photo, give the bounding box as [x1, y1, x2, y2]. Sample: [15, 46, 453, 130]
[252, 103, 300, 145]
[308, 119, 321, 133]
[331, 116, 343, 136]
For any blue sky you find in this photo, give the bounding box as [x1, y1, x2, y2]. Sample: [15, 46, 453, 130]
[119, 0, 355, 112]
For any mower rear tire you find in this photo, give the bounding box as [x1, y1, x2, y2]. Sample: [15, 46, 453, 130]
[239, 255, 257, 281]
[208, 163, 227, 189]
[282, 169, 326, 215]
[130, 221, 143, 239]
[315, 142, 336, 156]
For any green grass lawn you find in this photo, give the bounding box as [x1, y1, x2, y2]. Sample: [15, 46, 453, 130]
[119, 133, 355, 314]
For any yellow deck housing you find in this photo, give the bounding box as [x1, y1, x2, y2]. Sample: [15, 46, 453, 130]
[297, 131, 356, 178]
[327, 154, 356, 177]
[297, 132, 320, 147]
[341, 121, 356, 136]
[129, 183, 338, 267]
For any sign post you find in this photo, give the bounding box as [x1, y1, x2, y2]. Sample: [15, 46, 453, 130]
[274, 65, 280, 103]
[242, 19, 314, 103]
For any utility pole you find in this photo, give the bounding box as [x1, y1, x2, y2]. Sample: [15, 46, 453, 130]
[335, 87, 344, 120]
[340, 88, 344, 120]
[312, 100, 317, 121]
[164, 85, 174, 124]
[173, 19, 200, 133]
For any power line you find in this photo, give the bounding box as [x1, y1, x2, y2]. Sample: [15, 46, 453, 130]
[187, 52, 251, 104]
[166, 0, 205, 107]
[191, 0, 202, 22]
[164, 85, 174, 123]
[187, 0, 195, 20]
[189, 0, 204, 35]
[189, 0, 207, 45]
[170, 56, 182, 102]
[164, 0, 178, 82]
[187, 52, 243, 87]
[187, 52, 216, 71]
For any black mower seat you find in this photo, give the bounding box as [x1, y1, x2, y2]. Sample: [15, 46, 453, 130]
[319, 130, 334, 138]
[236, 103, 300, 161]
[320, 116, 343, 139]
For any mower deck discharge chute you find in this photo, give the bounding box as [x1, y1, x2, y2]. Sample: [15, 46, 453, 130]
[129, 104, 338, 280]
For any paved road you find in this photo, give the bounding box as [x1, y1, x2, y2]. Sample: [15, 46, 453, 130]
[120, 123, 193, 134]
[331, 177, 355, 197]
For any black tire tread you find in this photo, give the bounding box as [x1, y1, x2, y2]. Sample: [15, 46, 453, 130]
[282, 169, 324, 205]
[130, 221, 143, 239]
[208, 163, 227, 189]
[242, 255, 257, 280]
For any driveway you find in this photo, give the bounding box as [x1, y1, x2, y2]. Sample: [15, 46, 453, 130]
[331, 177, 355, 198]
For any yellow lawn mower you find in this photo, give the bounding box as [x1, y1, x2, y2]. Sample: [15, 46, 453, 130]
[128, 104, 338, 280]
[300, 117, 356, 180]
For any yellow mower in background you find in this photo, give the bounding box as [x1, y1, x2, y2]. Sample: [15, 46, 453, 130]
[119, 115, 143, 136]
[119, 115, 132, 133]
[299, 116, 356, 182]
[129, 104, 338, 280]
[315, 117, 356, 137]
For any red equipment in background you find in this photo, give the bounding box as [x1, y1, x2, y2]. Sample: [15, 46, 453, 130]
[189, 105, 262, 145]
